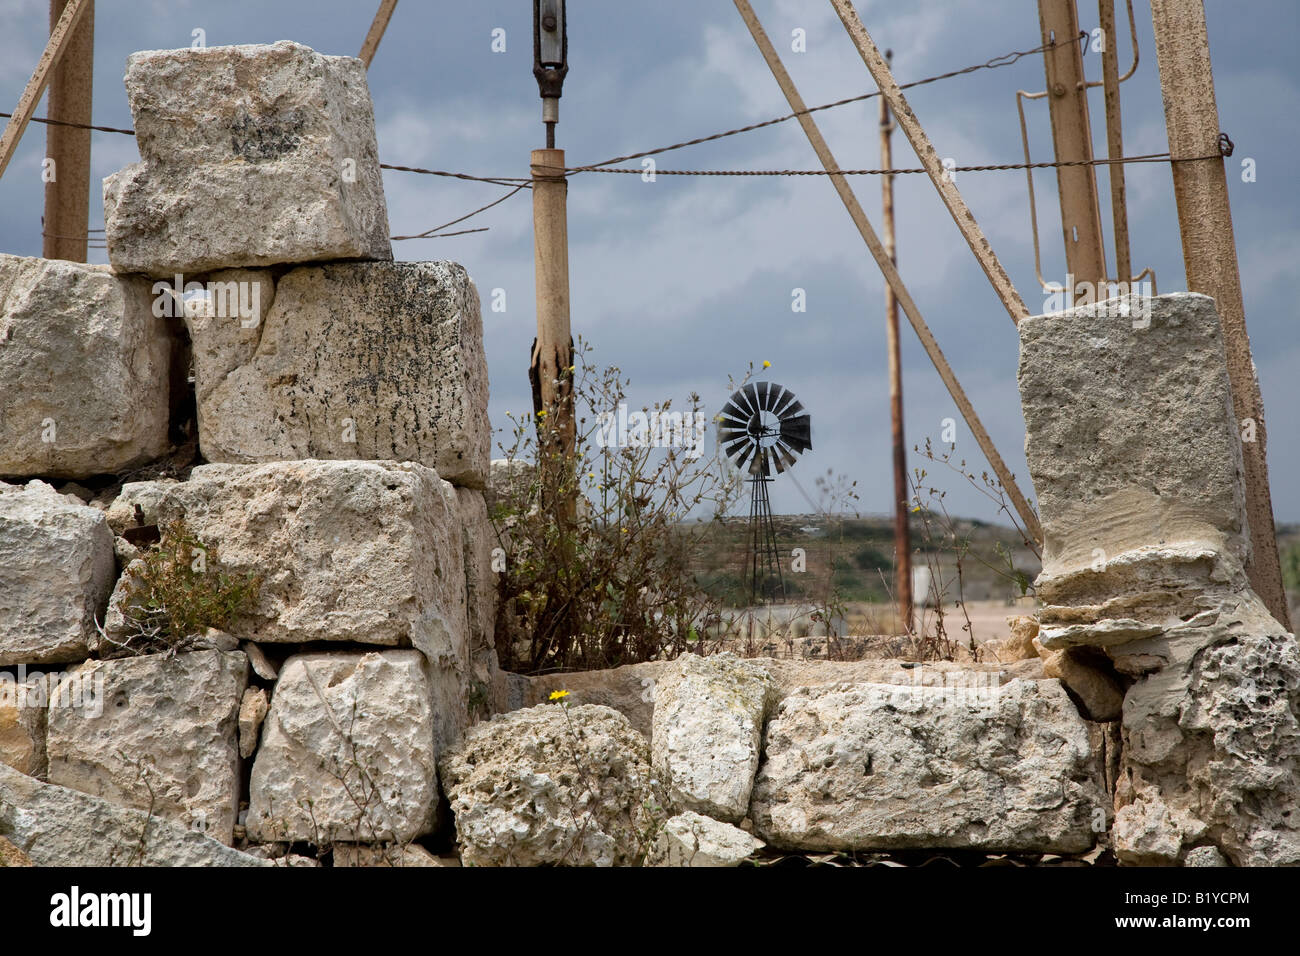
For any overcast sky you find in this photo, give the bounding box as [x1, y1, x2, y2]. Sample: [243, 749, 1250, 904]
[2, 0, 1296, 523]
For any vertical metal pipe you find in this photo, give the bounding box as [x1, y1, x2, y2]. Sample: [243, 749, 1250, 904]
[1150, 0, 1291, 628]
[42, 0, 94, 262]
[879, 55, 912, 634]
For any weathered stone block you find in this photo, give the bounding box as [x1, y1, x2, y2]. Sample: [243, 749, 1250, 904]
[1111, 599, 1300, 866]
[104, 41, 390, 276]
[0, 762, 267, 866]
[0, 671, 47, 778]
[0, 481, 116, 666]
[46, 649, 247, 844]
[0, 255, 172, 479]
[189, 261, 489, 488]
[1018, 293, 1247, 613]
[455, 486, 501, 712]
[751, 678, 1106, 853]
[648, 811, 765, 867]
[246, 651, 438, 845]
[440, 703, 661, 867]
[651, 653, 773, 822]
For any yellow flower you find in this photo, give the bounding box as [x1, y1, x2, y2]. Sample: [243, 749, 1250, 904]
[537, 409, 548, 418]
[587, 472, 596, 479]
[549, 689, 570, 701]
[762, 360, 771, 368]
[911, 505, 921, 513]
[621, 527, 629, 534]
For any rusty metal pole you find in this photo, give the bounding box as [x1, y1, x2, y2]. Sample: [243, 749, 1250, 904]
[1150, 0, 1291, 629]
[879, 52, 912, 634]
[1098, 0, 1132, 285]
[42, 0, 93, 262]
[1038, 0, 1107, 290]
[358, 0, 398, 68]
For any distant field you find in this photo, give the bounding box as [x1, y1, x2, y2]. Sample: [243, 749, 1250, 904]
[686, 512, 1041, 610]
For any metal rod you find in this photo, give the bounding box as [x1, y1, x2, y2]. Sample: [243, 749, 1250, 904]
[827, 0, 1030, 326]
[880, 52, 913, 634]
[42, 0, 94, 263]
[1099, 0, 1133, 286]
[1038, 0, 1107, 289]
[0, 0, 91, 183]
[735, 0, 1043, 545]
[358, 0, 398, 68]
[1150, 0, 1291, 629]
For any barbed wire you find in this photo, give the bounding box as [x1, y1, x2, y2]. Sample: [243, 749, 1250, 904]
[391, 182, 530, 240]
[565, 151, 1233, 177]
[564, 32, 1088, 175]
[0, 110, 135, 135]
[378, 162, 530, 186]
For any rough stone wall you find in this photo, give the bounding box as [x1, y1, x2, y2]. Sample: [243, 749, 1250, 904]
[0, 41, 497, 867]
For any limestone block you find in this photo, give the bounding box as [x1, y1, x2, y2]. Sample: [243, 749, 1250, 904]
[0, 763, 267, 866]
[246, 651, 439, 845]
[189, 261, 488, 488]
[136, 459, 470, 750]
[0, 255, 171, 478]
[1111, 597, 1300, 867]
[1018, 293, 1246, 592]
[648, 811, 765, 867]
[751, 678, 1106, 853]
[0, 480, 116, 666]
[455, 486, 501, 711]
[0, 672, 48, 778]
[45, 650, 248, 844]
[104, 41, 390, 276]
[439, 703, 661, 867]
[651, 653, 774, 822]
[238, 686, 268, 759]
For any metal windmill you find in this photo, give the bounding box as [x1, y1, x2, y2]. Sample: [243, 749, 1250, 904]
[717, 382, 812, 605]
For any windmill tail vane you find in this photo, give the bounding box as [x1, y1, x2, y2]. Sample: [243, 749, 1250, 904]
[717, 381, 812, 605]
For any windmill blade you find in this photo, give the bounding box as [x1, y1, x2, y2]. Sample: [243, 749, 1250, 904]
[717, 425, 749, 443]
[771, 387, 798, 418]
[780, 414, 812, 453]
[724, 436, 752, 462]
[719, 400, 751, 425]
[778, 398, 805, 420]
[743, 383, 762, 418]
[729, 387, 756, 418]
[758, 381, 778, 412]
[774, 443, 798, 473]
